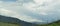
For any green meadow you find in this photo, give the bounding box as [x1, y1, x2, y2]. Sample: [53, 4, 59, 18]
[0, 20, 60, 26]
[0, 22, 20, 26]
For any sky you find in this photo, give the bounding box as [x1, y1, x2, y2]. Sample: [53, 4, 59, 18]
[0, 0, 60, 23]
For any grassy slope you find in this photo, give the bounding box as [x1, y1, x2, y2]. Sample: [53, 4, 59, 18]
[0, 20, 60, 26]
[0, 21, 20, 26]
[38, 20, 60, 26]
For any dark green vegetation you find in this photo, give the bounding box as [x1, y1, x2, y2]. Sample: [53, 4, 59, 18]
[0, 20, 60, 26]
[0, 21, 20, 26]
[0, 15, 20, 26]
[37, 20, 60, 26]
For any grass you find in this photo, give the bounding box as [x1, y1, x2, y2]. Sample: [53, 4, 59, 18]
[0, 21, 20, 26]
[0, 20, 60, 26]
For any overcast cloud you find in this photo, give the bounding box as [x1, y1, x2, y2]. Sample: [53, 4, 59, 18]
[0, 0, 60, 23]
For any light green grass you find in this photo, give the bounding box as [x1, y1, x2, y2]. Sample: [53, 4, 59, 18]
[0, 22, 20, 26]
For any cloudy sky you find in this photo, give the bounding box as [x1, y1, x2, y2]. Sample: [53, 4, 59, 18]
[0, 0, 60, 23]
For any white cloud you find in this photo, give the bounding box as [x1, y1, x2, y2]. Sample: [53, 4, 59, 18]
[17, 0, 60, 23]
[21, 0, 60, 16]
[0, 0, 60, 23]
[0, 0, 44, 22]
[0, 9, 44, 22]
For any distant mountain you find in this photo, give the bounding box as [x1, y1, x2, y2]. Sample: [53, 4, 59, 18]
[32, 22, 47, 24]
[38, 20, 60, 26]
[1, 15, 60, 26]
[0, 15, 37, 26]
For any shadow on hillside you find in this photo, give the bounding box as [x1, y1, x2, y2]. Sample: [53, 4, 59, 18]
[0, 15, 37, 26]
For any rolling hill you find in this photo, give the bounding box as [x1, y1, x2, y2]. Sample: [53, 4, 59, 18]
[37, 20, 60, 26]
[0, 15, 60, 26]
[0, 15, 37, 26]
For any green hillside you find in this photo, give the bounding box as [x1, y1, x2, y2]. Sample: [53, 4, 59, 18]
[38, 20, 60, 26]
[0, 15, 60, 26]
[0, 21, 20, 26]
[0, 20, 60, 26]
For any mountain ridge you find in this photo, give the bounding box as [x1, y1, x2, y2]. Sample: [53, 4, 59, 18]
[0, 15, 37, 26]
[37, 20, 60, 26]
